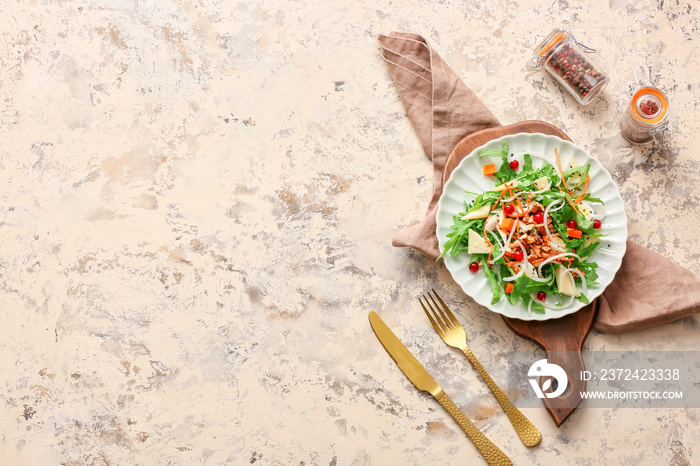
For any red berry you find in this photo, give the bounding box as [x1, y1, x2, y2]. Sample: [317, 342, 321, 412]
[593, 219, 601, 229]
[509, 160, 519, 170]
[533, 213, 544, 224]
[537, 291, 547, 301]
[504, 204, 515, 215]
[469, 261, 479, 272]
[513, 250, 524, 262]
[567, 219, 577, 229]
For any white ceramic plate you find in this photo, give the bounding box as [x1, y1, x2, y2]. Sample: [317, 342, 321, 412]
[436, 133, 627, 321]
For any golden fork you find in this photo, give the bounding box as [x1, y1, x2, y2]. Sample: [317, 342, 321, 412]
[420, 289, 542, 447]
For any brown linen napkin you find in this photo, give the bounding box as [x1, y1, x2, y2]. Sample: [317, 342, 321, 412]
[379, 32, 501, 259]
[594, 240, 700, 332]
[379, 32, 700, 333]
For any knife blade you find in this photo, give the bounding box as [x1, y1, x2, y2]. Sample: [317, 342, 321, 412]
[369, 311, 512, 466]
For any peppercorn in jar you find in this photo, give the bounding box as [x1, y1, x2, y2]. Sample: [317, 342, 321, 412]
[531, 29, 609, 106]
[620, 86, 669, 145]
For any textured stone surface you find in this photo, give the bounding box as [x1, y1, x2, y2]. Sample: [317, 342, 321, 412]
[1, 1, 698, 464]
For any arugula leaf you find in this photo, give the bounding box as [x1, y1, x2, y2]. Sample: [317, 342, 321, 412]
[440, 219, 483, 258]
[481, 260, 502, 304]
[478, 141, 516, 184]
[576, 261, 599, 284]
[575, 239, 599, 259]
[493, 160, 516, 184]
[438, 150, 605, 311]
[478, 141, 510, 161]
[574, 211, 594, 232]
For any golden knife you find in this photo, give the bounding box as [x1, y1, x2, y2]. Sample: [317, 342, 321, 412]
[369, 311, 512, 466]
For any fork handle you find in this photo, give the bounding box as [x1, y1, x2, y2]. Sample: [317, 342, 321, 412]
[462, 348, 542, 447]
[434, 390, 512, 466]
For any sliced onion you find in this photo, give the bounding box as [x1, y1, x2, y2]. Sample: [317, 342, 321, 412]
[488, 216, 518, 264]
[528, 263, 552, 283]
[539, 293, 564, 309]
[488, 229, 505, 251]
[527, 290, 554, 314]
[503, 266, 525, 282]
[529, 185, 550, 195]
[539, 268, 586, 310]
[487, 231, 503, 258]
[568, 268, 588, 297]
[536, 253, 581, 277]
[485, 215, 499, 231]
[533, 291, 565, 310]
[543, 199, 566, 251]
[549, 237, 567, 253]
[540, 292, 575, 310]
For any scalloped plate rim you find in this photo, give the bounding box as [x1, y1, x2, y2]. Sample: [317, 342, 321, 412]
[436, 132, 628, 321]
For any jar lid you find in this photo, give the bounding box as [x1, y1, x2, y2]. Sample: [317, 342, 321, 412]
[629, 87, 669, 127]
[531, 29, 567, 67]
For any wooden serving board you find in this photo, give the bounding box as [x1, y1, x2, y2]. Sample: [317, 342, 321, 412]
[443, 120, 596, 427]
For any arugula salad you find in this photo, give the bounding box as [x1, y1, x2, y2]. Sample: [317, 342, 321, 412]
[439, 141, 605, 314]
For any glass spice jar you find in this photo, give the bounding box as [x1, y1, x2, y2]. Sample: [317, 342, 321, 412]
[531, 29, 609, 105]
[620, 86, 669, 145]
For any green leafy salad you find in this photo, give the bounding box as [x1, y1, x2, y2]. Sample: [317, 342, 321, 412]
[439, 142, 606, 314]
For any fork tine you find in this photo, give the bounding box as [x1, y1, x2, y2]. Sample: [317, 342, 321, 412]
[431, 289, 460, 328]
[419, 296, 447, 335]
[427, 291, 453, 330]
[425, 293, 452, 331]
[419, 297, 441, 334]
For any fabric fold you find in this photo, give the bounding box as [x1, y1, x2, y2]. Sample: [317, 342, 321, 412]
[593, 240, 700, 332]
[379, 31, 700, 332]
[379, 32, 500, 259]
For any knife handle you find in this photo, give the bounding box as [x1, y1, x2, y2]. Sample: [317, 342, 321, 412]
[462, 347, 542, 447]
[434, 390, 512, 466]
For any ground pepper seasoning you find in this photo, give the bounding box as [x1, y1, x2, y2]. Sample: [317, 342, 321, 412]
[620, 86, 669, 145]
[531, 29, 609, 105]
